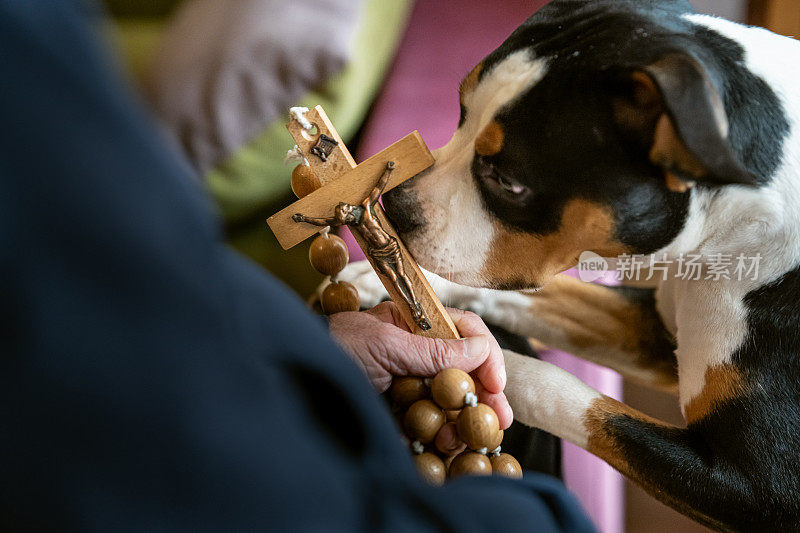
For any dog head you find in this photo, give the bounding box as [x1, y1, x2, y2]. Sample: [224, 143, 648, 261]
[384, 0, 790, 290]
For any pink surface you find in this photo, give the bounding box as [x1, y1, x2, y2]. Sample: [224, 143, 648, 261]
[349, 2, 624, 531]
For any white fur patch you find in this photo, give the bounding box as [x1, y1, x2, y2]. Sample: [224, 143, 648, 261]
[461, 51, 550, 141]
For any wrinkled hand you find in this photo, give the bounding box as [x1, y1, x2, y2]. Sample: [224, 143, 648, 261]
[328, 301, 512, 429]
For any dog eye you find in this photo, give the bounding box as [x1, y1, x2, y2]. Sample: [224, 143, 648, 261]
[498, 175, 526, 195]
[474, 156, 528, 197]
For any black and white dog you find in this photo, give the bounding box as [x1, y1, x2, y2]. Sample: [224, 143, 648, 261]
[338, 0, 800, 530]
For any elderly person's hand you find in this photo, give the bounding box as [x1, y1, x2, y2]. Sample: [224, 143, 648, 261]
[329, 302, 512, 429]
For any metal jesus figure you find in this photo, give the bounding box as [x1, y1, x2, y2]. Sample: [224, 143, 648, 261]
[292, 161, 431, 330]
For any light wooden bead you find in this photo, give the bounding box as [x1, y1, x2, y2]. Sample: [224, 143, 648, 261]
[413, 452, 446, 486]
[321, 281, 360, 314]
[449, 451, 492, 478]
[491, 453, 523, 479]
[443, 454, 457, 472]
[431, 369, 475, 410]
[309, 234, 349, 276]
[487, 429, 504, 453]
[404, 399, 445, 444]
[456, 403, 500, 450]
[434, 422, 466, 457]
[291, 164, 320, 198]
[389, 377, 429, 409]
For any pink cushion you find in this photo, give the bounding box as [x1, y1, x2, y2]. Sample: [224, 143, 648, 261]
[350, 3, 624, 531]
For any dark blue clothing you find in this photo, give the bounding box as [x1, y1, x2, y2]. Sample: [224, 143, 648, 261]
[0, 1, 594, 531]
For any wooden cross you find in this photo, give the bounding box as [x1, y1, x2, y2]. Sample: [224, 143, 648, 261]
[267, 106, 459, 339]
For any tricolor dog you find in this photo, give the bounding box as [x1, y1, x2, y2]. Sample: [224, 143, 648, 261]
[339, 0, 800, 530]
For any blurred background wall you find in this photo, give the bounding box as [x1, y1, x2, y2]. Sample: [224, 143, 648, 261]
[691, 0, 747, 21]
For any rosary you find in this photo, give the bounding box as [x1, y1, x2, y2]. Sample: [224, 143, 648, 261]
[268, 106, 522, 485]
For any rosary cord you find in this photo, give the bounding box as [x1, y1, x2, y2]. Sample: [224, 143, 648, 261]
[289, 106, 314, 131]
[464, 392, 478, 408]
[284, 145, 308, 166]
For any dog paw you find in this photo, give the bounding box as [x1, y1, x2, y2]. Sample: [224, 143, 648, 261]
[318, 260, 388, 308]
[424, 274, 490, 315]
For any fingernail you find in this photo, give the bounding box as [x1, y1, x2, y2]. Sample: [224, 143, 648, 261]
[500, 365, 507, 389]
[462, 335, 489, 358]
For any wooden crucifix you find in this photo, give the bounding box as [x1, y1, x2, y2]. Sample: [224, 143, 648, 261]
[267, 106, 459, 339]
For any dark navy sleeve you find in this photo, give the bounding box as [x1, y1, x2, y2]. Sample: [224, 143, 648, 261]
[0, 1, 595, 532]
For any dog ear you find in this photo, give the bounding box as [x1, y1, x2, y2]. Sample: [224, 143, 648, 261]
[613, 53, 757, 191]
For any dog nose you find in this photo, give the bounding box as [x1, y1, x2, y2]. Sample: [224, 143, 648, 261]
[383, 185, 424, 235]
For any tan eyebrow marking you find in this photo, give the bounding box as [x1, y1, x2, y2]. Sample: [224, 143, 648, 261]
[475, 120, 504, 156]
[459, 62, 484, 102]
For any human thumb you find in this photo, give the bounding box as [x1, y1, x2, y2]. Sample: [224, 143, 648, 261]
[395, 334, 490, 376]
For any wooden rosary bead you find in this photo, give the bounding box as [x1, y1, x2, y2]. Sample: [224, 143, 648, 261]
[389, 377, 429, 410]
[434, 422, 466, 457]
[321, 281, 360, 314]
[291, 164, 320, 198]
[431, 368, 475, 410]
[404, 399, 446, 444]
[445, 409, 461, 422]
[487, 429, 504, 453]
[309, 234, 349, 276]
[448, 451, 492, 478]
[413, 452, 446, 486]
[456, 403, 500, 450]
[491, 453, 523, 479]
[443, 454, 457, 472]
